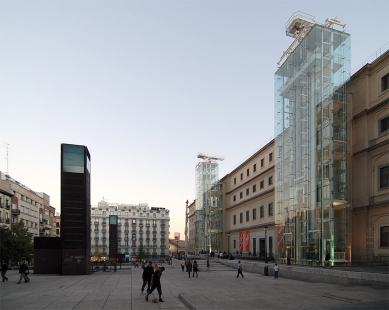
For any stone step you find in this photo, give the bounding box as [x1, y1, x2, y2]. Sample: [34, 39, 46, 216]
[182, 259, 236, 272]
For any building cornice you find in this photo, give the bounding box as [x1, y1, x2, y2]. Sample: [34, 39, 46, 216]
[352, 99, 389, 121]
[353, 139, 389, 157]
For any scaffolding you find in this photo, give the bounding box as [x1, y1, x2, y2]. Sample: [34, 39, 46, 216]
[275, 13, 351, 265]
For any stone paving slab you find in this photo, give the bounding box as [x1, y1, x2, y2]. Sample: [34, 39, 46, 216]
[0, 264, 388, 310]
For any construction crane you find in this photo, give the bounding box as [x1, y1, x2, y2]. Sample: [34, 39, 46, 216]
[197, 152, 224, 163]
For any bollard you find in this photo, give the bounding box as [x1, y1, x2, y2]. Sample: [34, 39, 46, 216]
[114, 263, 117, 272]
[264, 266, 268, 276]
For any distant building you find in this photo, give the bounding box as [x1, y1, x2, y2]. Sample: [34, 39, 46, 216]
[55, 213, 61, 237]
[0, 171, 53, 236]
[187, 200, 196, 254]
[37, 192, 55, 237]
[91, 200, 170, 259]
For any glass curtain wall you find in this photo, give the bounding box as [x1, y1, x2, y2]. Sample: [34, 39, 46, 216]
[195, 162, 219, 254]
[208, 182, 223, 255]
[274, 24, 351, 265]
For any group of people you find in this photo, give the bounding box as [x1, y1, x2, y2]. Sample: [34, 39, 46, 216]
[1, 261, 30, 284]
[141, 261, 166, 303]
[181, 258, 211, 277]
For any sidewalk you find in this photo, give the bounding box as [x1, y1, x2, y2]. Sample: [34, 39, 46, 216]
[1, 264, 388, 310]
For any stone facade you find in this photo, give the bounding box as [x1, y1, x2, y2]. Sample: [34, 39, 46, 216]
[221, 140, 275, 258]
[351, 51, 389, 263]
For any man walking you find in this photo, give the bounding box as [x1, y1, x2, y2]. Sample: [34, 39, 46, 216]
[17, 262, 29, 284]
[145, 266, 165, 302]
[186, 260, 192, 278]
[141, 261, 154, 293]
[206, 259, 210, 272]
[237, 260, 244, 278]
[192, 260, 198, 278]
[1, 260, 8, 282]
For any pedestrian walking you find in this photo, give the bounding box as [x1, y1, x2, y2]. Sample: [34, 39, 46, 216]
[145, 266, 165, 303]
[206, 259, 210, 272]
[274, 263, 279, 279]
[323, 252, 332, 268]
[1, 260, 9, 282]
[17, 262, 29, 284]
[237, 261, 244, 278]
[181, 259, 185, 272]
[186, 260, 192, 278]
[192, 260, 198, 277]
[141, 261, 154, 293]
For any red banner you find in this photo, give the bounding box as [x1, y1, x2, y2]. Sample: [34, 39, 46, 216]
[245, 230, 250, 251]
[277, 226, 284, 252]
[239, 231, 243, 252]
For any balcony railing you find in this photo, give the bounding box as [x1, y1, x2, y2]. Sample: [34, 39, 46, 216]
[12, 209, 20, 215]
[5, 204, 10, 210]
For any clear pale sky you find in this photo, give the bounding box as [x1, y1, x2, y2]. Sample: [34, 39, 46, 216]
[1, 0, 388, 239]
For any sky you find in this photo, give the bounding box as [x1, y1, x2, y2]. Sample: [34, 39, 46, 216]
[1, 0, 388, 239]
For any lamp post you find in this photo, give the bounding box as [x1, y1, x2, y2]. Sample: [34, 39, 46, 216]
[227, 232, 230, 255]
[264, 225, 268, 264]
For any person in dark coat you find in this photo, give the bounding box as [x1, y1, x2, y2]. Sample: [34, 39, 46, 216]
[145, 266, 165, 302]
[141, 261, 154, 293]
[1, 260, 9, 282]
[17, 262, 29, 284]
[186, 260, 192, 278]
[192, 260, 198, 278]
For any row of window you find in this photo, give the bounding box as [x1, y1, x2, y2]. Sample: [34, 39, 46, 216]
[93, 219, 165, 225]
[19, 205, 39, 218]
[92, 210, 166, 218]
[233, 153, 273, 185]
[233, 176, 273, 202]
[233, 203, 273, 224]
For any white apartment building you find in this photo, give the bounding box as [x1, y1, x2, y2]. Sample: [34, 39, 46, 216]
[91, 200, 170, 259]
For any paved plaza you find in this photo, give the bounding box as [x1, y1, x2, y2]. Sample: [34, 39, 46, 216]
[0, 263, 388, 310]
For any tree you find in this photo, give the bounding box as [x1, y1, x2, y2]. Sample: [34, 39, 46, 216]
[137, 244, 146, 262]
[93, 248, 103, 262]
[0, 222, 33, 262]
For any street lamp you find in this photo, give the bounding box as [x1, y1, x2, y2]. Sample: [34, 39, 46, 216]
[264, 225, 268, 264]
[227, 232, 230, 255]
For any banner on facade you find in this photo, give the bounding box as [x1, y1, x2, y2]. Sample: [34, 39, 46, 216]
[245, 230, 250, 251]
[239, 231, 243, 252]
[277, 226, 284, 252]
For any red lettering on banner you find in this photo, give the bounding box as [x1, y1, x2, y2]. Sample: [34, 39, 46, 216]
[239, 231, 243, 252]
[245, 231, 250, 251]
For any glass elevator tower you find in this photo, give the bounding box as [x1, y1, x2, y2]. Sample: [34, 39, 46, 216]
[274, 13, 351, 265]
